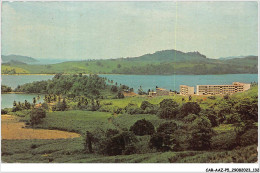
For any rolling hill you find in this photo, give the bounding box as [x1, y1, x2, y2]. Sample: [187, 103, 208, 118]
[1, 50, 258, 75]
[1, 55, 38, 64]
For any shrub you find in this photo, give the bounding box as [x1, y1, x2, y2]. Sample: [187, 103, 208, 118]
[237, 129, 258, 147]
[183, 114, 197, 123]
[103, 131, 137, 156]
[130, 119, 155, 136]
[117, 92, 125, 99]
[30, 108, 46, 125]
[157, 99, 179, 119]
[140, 101, 153, 110]
[41, 102, 49, 110]
[188, 116, 213, 150]
[149, 121, 179, 151]
[208, 96, 216, 100]
[179, 102, 201, 118]
[211, 132, 237, 150]
[111, 85, 118, 92]
[157, 121, 178, 134]
[125, 104, 144, 115]
[1, 109, 8, 115]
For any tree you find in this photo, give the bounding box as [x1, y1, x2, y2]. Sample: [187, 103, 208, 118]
[130, 119, 155, 136]
[111, 85, 118, 92]
[140, 101, 153, 110]
[117, 64, 121, 68]
[149, 121, 179, 151]
[33, 97, 36, 105]
[157, 99, 179, 119]
[30, 108, 46, 126]
[235, 98, 258, 122]
[84, 131, 94, 153]
[13, 100, 17, 107]
[117, 92, 125, 99]
[188, 116, 213, 150]
[179, 102, 201, 118]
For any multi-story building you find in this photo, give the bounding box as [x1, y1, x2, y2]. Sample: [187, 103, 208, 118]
[180, 85, 195, 96]
[196, 82, 251, 95]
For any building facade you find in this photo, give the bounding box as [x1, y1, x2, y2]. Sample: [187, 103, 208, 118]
[196, 82, 251, 95]
[180, 85, 195, 96]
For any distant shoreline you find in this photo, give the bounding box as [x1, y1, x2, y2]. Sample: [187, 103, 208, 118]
[1, 73, 258, 76]
[1, 92, 26, 94]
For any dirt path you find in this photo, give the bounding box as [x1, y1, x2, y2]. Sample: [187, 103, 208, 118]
[1, 115, 80, 140]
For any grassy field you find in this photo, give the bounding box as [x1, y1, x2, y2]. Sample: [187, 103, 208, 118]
[31, 110, 116, 135]
[2, 109, 258, 163]
[2, 65, 29, 74]
[2, 137, 257, 163]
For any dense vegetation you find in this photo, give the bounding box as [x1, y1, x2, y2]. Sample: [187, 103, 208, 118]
[2, 50, 257, 75]
[14, 73, 129, 100]
[2, 73, 258, 163]
[1, 85, 12, 93]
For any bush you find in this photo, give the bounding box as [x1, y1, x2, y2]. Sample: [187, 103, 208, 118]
[149, 121, 179, 151]
[52, 100, 68, 111]
[237, 129, 258, 147]
[183, 114, 197, 123]
[211, 132, 237, 150]
[140, 101, 153, 110]
[125, 104, 144, 115]
[103, 131, 137, 156]
[130, 119, 155, 136]
[179, 102, 201, 118]
[30, 108, 46, 125]
[41, 102, 49, 110]
[1, 109, 8, 115]
[208, 96, 216, 100]
[140, 101, 158, 114]
[188, 116, 213, 150]
[157, 121, 178, 134]
[117, 92, 125, 99]
[157, 99, 179, 119]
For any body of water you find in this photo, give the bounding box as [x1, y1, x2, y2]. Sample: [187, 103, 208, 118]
[1, 94, 44, 108]
[1, 74, 258, 108]
[1, 75, 54, 89]
[100, 74, 258, 93]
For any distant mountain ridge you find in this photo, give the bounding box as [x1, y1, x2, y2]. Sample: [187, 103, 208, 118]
[1, 49, 258, 75]
[126, 49, 210, 63]
[218, 55, 256, 60]
[1, 55, 38, 64]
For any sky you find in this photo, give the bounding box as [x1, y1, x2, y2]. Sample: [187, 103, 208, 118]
[1, 1, 258, 60]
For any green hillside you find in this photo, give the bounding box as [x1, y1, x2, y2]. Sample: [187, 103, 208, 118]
[1, 50, 258, 75]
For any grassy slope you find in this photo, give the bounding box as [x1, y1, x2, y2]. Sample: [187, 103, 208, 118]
[32, 110, 115, 135]
[1, 65, 29, 74]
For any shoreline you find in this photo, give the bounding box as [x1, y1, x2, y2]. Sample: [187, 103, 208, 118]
[1, 73, 258, 76]
[1, 92, 26, 94]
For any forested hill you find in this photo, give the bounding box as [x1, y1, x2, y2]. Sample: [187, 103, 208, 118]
[1, 50, 258, 75]
[126, 50, 211, 63]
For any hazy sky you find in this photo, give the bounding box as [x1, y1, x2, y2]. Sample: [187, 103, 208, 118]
[2, 1, 258, 60]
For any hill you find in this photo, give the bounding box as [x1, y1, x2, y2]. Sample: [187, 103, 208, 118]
[1, 50, 258, 75]
[1, 55, 38, 64]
